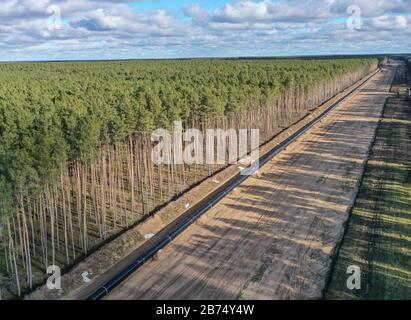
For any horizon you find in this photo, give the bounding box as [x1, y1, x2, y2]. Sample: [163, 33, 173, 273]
[1, 52, 409, 64]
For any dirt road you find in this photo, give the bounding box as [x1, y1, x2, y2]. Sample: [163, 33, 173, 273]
[106, 63, 396, 300]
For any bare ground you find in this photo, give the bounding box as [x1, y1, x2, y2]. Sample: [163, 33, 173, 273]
[105, 65, 397, 300]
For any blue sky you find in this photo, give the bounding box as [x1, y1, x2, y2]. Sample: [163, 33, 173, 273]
[0, 0, 410, 61]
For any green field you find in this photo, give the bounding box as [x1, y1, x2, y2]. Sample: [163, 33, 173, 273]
[325, 61, 411, 300]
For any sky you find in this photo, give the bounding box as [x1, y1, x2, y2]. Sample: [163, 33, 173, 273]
[0, 0, 410, 61]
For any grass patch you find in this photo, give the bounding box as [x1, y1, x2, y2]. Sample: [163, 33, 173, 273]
[250, 244, 279, 283]
[325, 65, 411, 300]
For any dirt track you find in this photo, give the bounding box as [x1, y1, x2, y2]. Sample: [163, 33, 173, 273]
[106, 64, 396, 300]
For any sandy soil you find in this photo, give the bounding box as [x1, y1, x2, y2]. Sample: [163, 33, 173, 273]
[106, 64, 396, 300]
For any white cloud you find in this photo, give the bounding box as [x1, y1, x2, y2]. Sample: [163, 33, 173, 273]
[0, 0, 410, 61]
[370, 14, 409, 30]
[211, 0, 333, 24]
[184, 4, 209, 22]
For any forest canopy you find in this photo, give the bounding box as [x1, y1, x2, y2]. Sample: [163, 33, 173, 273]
[0, 58, 378, 194]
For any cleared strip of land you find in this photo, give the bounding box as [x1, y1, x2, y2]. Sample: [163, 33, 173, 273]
[326, 62, 411, 300]
[105, 64, 397, 300]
